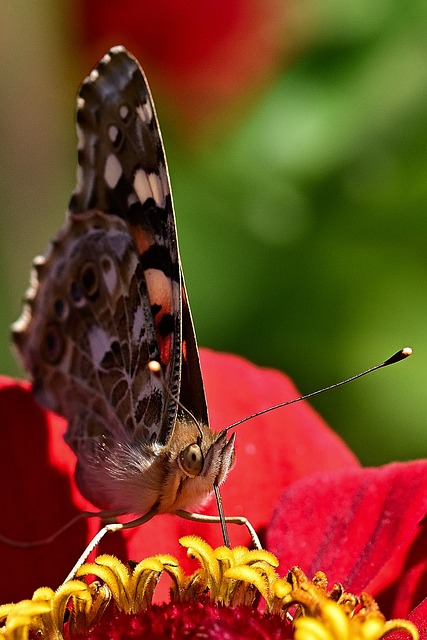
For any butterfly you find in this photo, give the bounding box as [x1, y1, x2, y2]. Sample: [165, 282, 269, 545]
[12, 47, 260, 567]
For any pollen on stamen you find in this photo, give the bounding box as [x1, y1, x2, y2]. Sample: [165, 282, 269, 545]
[0, 539, 419, 640]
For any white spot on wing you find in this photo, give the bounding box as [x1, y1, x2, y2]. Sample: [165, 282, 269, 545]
[11, 306, 31, 334]
[88, 326, 112, 368]
[148, 172, 164, 208]
[101, 255, 117, 295]
[136, 101, 153, 124]
[144, 100, 153, 121]
[105, 154, 122, 189]
[76, 124, 85, 150]
[132, 306, 145, 343]
[119, 105, 129, 120]
[108, 125, 119, 143]
[134, 169, 151, 204]
[89, 69, 99, 82]
[159, 163, 170, 198]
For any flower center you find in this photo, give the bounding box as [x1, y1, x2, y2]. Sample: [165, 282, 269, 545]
[0, 537, 418, 640]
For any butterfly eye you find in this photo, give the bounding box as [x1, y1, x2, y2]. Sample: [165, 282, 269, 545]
[42, 323, 64, 364]
[178, 443, 204, 477]
[79, 262, 99, 299]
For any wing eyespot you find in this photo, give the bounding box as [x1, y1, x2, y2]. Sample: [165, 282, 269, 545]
[70, 280, 84, 305]
[178, 443, 204, 478]
[42, 323, 65, 364]
[54, 297, 68, 320]
[101, 255, 113, 273]
[79, 261, 100, 299]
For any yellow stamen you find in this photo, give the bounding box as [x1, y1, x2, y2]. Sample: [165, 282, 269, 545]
[0, 540, 419, 640]
[180, 535, 221, 598]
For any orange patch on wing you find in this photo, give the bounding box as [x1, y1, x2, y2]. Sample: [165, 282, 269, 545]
[160, 333, 172, 367]
[144, 268, 174, 366]
[131, 226, 153, 255]
[145, 268, 173, 312]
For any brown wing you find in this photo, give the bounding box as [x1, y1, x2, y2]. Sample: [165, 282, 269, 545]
[14, 47, 208, 445]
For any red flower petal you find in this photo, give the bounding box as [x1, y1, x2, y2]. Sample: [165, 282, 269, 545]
[199, 348, 359, 538]
[73, 0, 287, 127]
[0, 350, 356, 603]
[0, 375, 96, 602]
[406, 598, 427, 640]
[267, 460, 427, 617]
[386, 598, 427, 639]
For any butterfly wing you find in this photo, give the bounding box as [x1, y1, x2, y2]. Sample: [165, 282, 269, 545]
[13, 47, 208, 456]
[71, 46, 208, 429]
[13, 211, 166, 446]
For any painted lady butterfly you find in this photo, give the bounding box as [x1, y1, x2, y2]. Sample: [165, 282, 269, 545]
[12, 46, 259, 567]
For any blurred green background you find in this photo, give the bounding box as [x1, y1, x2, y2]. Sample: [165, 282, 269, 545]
[1, 1, 426, 466]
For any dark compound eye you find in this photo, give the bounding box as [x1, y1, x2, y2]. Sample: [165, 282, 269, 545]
[42, 324, 64, 364]
[178, 443, 204, 477]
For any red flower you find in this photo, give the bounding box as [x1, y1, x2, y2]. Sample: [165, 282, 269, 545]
[72, 0, 287, 128]
[267, 460, 427, 620]
[1, 349, 426, 636]
[0, 349, 357, 603]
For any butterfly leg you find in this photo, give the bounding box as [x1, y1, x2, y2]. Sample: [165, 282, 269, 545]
[0, 510, 124, 548]
[63, 506, 159, 583]
[175, 509, 262, 550]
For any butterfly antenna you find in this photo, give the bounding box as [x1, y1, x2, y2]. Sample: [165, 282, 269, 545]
[224, 347, 412, 433]
[148, 360, 204, 440]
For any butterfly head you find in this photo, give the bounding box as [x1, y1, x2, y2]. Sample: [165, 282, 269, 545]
[153, 420, 235, 514]
[68, 416, 236, 518]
